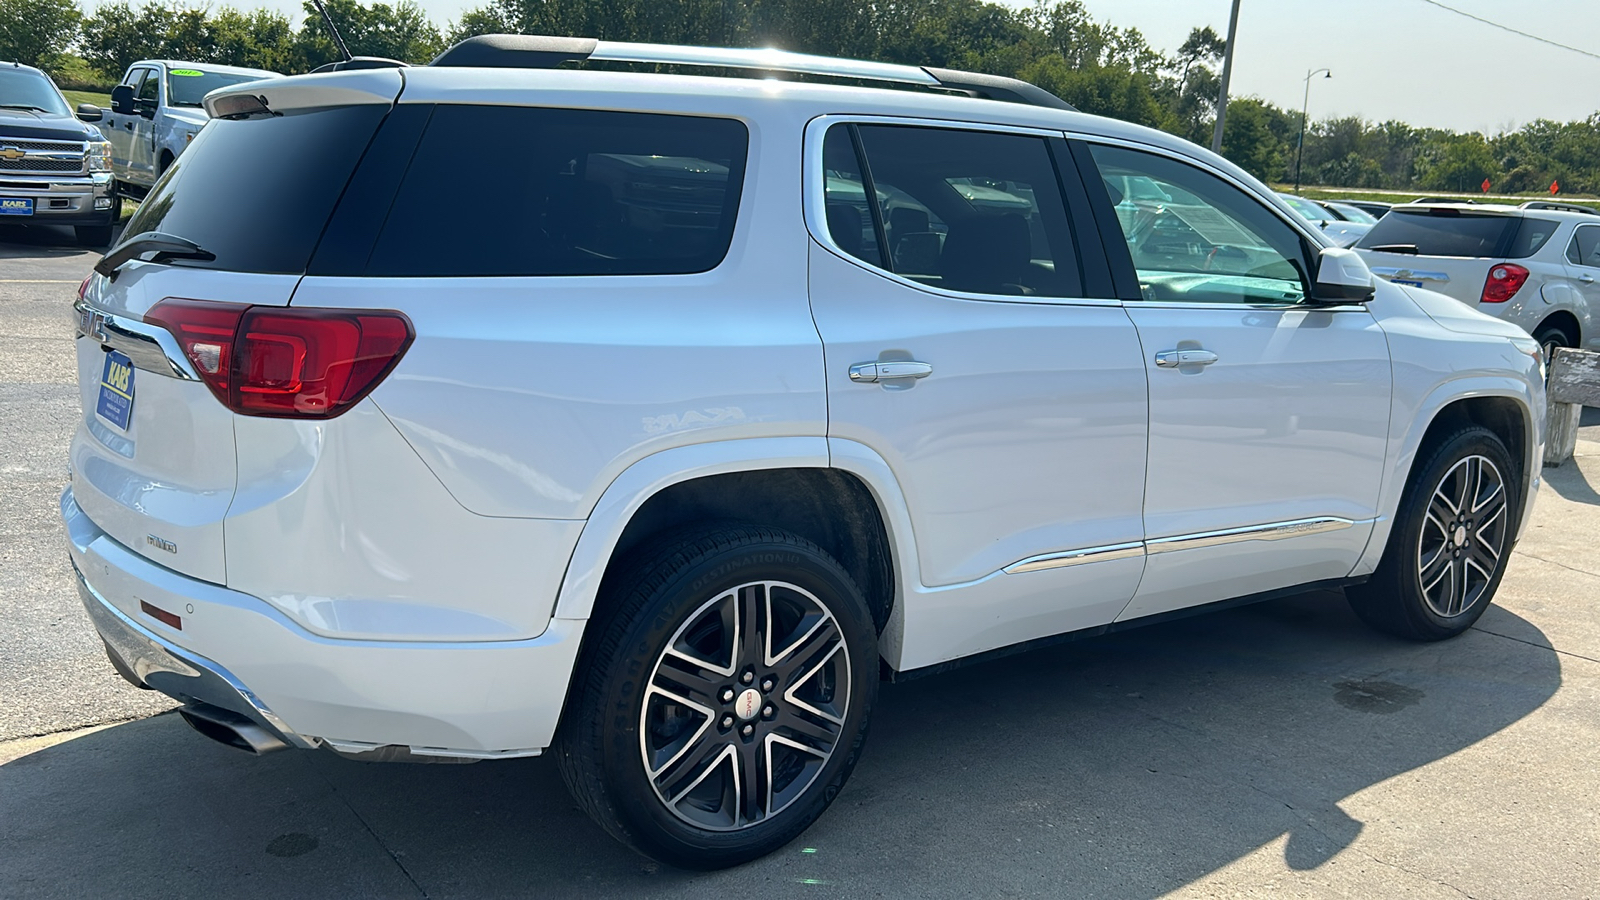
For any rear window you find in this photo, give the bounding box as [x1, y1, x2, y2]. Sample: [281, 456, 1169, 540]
[362, 105, 748, 277]
[1355, 210, 1557, 259]
[121, 105, 387, 274]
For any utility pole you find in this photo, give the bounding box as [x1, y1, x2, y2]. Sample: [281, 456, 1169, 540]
[1294, 68, 1332, 193]
[1210, 0, 1242, 154]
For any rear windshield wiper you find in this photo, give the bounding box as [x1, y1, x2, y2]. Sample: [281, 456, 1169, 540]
[1366, 243, 1419, 255]
[94, 231, 216, 280]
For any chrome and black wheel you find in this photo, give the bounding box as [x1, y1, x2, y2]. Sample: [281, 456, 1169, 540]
[1349, 425, 1519, 640]
[558, 525, 877, 869]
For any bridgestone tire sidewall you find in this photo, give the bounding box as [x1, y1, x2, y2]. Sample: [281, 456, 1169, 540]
[1384, 426, 1520, 639]
[596, 535, 878, 868]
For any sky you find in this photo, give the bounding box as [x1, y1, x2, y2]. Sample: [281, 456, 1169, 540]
[228, 0, 1600, 134]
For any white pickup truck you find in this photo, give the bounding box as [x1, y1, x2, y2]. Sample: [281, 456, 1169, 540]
[97, 60, 277, 202]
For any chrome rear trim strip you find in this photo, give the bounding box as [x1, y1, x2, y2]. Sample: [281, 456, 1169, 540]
[1004, 541, 1145, 574]
[1145, 517, 1360, 554]
[74, 297, 198, 380]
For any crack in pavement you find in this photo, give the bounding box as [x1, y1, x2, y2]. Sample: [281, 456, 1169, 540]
[1469, 624, 1600, 666]
[1516, 551, 1600, 581]
[306, 758, 431, 900]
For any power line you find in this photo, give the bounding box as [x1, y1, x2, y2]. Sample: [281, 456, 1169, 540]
[1415, 0, 1600, 62]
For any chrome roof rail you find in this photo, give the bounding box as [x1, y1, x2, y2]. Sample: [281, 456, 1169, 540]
[1519, 200, 1600, 216]
[429, 34, 1075, 111]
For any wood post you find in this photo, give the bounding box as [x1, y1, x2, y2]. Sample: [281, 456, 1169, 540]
[1543, 347, 1600, 467]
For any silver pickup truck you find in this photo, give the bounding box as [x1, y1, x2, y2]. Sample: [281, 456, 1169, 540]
[98, 60, 277, 201]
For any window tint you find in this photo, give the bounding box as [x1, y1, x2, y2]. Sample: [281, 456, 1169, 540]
[1507, 217, 1559, 258]
[122, 105, 388, 274]
[365, 106, 747, 277]
[1088, 144, 1310, 305]
[1569, 225, 1600, 267]
[823, 123, 1082, 298]
[821, 126, 882, 268]
[1355, 210, 1516, 257]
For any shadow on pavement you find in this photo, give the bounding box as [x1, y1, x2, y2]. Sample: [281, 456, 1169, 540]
[0, 591, 1560, 899]
[1545, 449, 1600, 506]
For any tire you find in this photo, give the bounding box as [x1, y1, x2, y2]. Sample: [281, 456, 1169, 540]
[1531, 321, 1574, 368]
[557, 525, 878, 869]
[1348, 425, 1518, 641]
[75, 224, 113, 247]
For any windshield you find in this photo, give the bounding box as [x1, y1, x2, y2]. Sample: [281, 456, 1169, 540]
[0, 67, 71, 117]
[1279, 195, 1330, 223]
[166, 69, 271, 108]
[1327, 203, 1378, 224]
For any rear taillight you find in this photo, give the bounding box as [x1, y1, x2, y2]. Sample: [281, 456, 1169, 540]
[144, 298, 413, 418]
[77, 276, 91, 301]
[1480, 263, 1530, 303]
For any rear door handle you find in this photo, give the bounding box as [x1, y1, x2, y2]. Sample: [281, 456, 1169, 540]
[1154, 349, 1219, 368]
[850, 360, 933, 382]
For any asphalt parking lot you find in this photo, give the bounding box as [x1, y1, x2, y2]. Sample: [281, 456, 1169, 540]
[4, 221, 1600, 898]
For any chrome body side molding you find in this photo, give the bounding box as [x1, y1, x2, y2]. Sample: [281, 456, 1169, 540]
[1003, 517, 1371, 574]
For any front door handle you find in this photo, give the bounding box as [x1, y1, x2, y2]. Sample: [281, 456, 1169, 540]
[850, 360, 933, 383]
[1579, 273, 1595, 284]
[1154, 349, 1219, 368]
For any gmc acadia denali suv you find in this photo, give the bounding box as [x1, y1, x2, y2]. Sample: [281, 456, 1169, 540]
[66, 35, 1546, 868]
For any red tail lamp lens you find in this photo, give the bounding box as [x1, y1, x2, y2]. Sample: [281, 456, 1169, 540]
[144, 299, 413, 418]
[1480, 263, 1529, 303]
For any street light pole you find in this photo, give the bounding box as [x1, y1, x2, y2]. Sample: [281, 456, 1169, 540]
[1294, 68, 1331, 193]
[1210, 0, 1242, 154]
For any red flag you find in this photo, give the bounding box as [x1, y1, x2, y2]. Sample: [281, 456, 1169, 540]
[1551, 180, 1560, 195]
[1481, 178, 1491, 192]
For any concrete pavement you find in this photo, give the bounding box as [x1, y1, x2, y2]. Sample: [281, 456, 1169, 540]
[3, 225, 1599, 897]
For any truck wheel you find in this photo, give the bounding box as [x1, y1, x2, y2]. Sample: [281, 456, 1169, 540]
[1347, 425, 1517, 641]
[76, 224, 114, 247]
[558, 525, 878, 869]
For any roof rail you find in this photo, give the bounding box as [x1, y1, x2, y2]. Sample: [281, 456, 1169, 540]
[309, 56, 410, 73]
[429, 34, 1076, 111]
[1519, 200, 1599, 216]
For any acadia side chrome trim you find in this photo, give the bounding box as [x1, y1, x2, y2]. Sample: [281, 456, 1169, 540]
[1145, 516, 1363, 554]
[1002, 517, 1374, 574]
[74, 297, 198, 380]
[1005, 541, 1145, 574]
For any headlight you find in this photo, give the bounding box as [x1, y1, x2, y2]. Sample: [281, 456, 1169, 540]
[1509, 336, 1545, 380]
[85, 140, 112, 173]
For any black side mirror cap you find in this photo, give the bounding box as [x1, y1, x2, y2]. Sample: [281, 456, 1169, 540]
[109, 84, 136, 115]
[75, 103, 103, 123]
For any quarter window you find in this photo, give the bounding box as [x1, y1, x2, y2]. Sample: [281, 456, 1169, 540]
[821, 123, 1083, 298]
[1567, 225, 1600, 267]
[1088, 144, 1312, 305]
[365, 106, 748, 277]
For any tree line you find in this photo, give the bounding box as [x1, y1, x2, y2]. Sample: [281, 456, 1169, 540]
[5, 0, 1599, 196]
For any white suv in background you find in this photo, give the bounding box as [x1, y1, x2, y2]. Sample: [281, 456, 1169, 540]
[66, 35, 1545, 868]
[1356, 201, 1600, 356]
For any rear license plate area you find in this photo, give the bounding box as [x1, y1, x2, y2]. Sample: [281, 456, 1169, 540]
[97, 350, 135, 431]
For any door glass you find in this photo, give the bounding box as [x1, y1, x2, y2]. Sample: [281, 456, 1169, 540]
[825, 123, 1082, 297]
[1568, 225, 1600, 267]
[820, 126, 882, 268]
[1088, 144, 1311, 305]
[136, 70, 158, 102]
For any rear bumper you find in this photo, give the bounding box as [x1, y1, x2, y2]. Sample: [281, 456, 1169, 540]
[0, 173, 114, 225]
[63, 487, 586, 759]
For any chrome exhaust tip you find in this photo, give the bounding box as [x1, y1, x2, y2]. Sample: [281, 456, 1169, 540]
[176, 702, 290, 755]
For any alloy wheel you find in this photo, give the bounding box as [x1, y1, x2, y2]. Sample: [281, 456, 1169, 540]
[640, 580, 851, 831]
[1416, 454, 1509, 618]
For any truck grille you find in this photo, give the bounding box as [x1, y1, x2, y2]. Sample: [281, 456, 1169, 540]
[0, 138, 86, 175]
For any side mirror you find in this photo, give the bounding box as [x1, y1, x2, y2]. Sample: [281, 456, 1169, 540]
[1312, 246, 1375, 303]
[75, 103, 103, 123]
[110, 84, 135, 115]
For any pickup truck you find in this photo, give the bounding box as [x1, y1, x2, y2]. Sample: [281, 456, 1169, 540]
[0, 61, 118, 245]
[98, 60, 277, 201]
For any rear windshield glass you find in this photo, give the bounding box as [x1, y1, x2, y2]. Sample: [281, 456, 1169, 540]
[121, 105, 386, 274]
[1355, 210, 1518, 258]
[363, 105, 748, 277]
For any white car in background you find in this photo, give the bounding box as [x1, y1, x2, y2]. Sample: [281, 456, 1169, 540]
[1356, 201, 1600, 356]
[1278, 192, 1372, 247]
[66, 35, 1546, 868]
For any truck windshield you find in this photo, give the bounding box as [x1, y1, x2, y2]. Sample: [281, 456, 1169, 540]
[0, 68, 71, 117]
[166, 69, 271, 108]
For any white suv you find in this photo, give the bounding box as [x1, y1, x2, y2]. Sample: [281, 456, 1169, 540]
[1356, 200, 1600, 356]
[66, 35, 1545, 868]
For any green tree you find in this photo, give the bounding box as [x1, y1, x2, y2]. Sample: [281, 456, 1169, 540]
[295, 0, 443, 67]
[0, 0, 81, 71]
